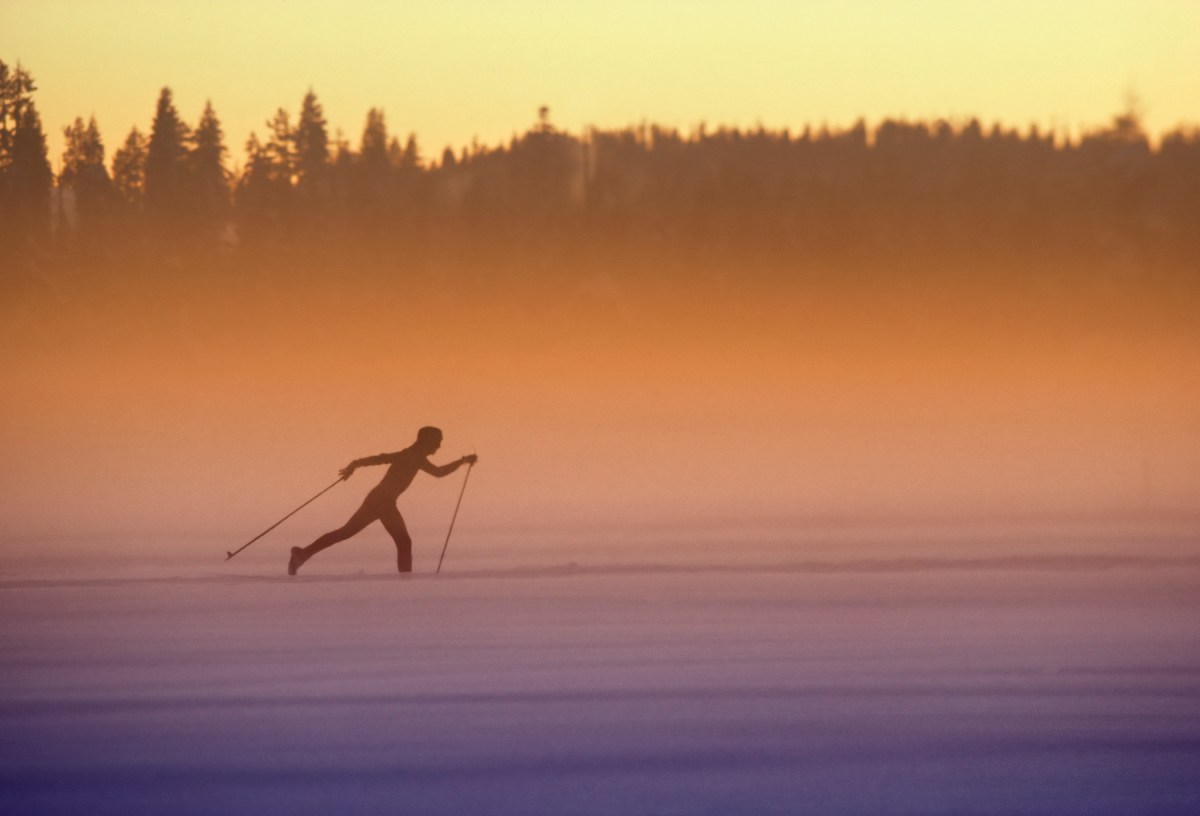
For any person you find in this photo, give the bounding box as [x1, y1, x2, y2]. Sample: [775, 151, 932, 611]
[288, 427, 477, 575]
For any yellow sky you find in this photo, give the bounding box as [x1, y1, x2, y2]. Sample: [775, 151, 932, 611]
[5, 0, 1200, 168]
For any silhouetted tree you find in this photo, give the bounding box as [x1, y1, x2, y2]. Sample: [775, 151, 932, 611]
[360, 108, 388, 169]
[0, 60, 38, 171]
[236, 131, 290, 242]
[294, 90, 329, 201]
[503, 108, 578, 233]
[328, 129, 354, 227]
[231, 107, 298, 240]
[59, 116, 115, 244]
[7, 100, 53, 243]
[265, 108, 293, 183]
[348, 108, 392, 231]
[189, 100, 230, 238]
[0, 60, 50, 247]
[144, 87, 190, 229]
[111, 127, 147, 209]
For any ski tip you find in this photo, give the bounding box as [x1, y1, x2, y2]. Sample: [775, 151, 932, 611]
[225, 551, 234, 560]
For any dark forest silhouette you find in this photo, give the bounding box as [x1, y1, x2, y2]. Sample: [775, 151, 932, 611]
[2, 61, 1198, 286]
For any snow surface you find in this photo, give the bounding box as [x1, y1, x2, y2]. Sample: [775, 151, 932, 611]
[2, 537, 1199, 815]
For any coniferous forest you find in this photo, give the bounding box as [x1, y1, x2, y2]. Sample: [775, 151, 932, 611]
[4, 62, 1198, 285]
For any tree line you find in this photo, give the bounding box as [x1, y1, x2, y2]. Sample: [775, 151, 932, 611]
[3, 59, 1198, 271]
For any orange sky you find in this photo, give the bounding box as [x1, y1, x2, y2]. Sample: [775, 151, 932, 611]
[5, 0, 1199, 170]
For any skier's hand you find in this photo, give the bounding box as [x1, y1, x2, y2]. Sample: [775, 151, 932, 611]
[463, 454, 478, 466]
[339, 464, 356, 480]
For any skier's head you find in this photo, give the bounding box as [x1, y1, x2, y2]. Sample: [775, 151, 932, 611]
[416, 426, 443, 455]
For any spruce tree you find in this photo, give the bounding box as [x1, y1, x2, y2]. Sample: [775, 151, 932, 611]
[236, 129, 291, 241]
[1, 61, 47, 244]
[359, 108, 388, 171]
[294, 90, 329, 195]
[265, 107, 293, 184]
[235, 133, 270, 236]
[8, 100, 53, 241]
[111, 127, 148, 208]
[190, 100, 229, 233]
[353, 108, 391, 230]
[0, 61, 38, 172]
[145, 87, 190, 227]
[59, 116, 114, 241]
[400, 134, 421, 171]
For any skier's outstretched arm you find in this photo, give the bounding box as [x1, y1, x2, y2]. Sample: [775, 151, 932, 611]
[422, 454, 478, 478]
[340, 453, 397, 480]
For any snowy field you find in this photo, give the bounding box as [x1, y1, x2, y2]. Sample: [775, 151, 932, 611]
[2, 528, 1199, 815]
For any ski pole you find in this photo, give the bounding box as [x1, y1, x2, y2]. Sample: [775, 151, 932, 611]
[436, 461, 474, 574]
[225, 476, 344, 561]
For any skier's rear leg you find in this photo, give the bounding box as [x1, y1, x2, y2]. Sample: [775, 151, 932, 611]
[290, 505, 377, 575]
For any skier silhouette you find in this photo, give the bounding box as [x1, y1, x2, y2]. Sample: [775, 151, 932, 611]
[288, 427, 477, 575]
